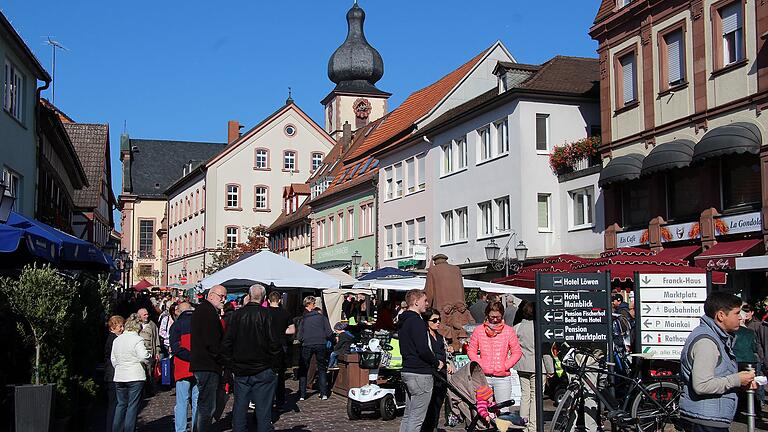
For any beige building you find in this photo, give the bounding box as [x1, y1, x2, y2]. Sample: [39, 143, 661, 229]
[119, 135, 224, 286]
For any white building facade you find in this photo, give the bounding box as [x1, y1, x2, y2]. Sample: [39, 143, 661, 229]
[167, 169, 207, 285]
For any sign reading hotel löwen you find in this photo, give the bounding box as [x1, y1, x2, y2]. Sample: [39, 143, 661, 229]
[634, 273, 709, 360]
[534, 272, 612, 432]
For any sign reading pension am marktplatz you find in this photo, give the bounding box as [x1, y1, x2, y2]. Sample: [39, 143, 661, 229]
[635, 272, 709, 360]
[534, 272, 612, 432]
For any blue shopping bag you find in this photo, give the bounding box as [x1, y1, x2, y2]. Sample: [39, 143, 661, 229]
[161, 357, 172, 386]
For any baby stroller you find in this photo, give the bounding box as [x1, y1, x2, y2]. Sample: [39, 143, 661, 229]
[437, 360, 525, 432]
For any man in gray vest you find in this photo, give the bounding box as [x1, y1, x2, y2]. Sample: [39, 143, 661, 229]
[679, 292, 756, 431]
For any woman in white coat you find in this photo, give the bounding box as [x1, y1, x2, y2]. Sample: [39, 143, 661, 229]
[111, 313, 150, 432]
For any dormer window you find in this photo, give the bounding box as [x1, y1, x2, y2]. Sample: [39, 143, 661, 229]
[618, 0, 632, 8]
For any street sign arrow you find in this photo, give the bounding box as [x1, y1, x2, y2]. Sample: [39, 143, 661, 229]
[641, 276, 651, 285]
[543, 296, 552, 306]
[544, 312, 553, 322]
[643, 333, 653, 342]
[644, 319, 652, 328]
[545, 329, 554, 338]
[643, 304, 651, 314]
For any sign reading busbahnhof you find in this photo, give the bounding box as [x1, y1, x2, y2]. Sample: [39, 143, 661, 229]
[634, 273, 709, 360]
[534, 272, 612, 432]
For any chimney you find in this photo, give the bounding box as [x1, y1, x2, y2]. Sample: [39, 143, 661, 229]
[228, 120, 242, 144]
[342, 121, 352, 151]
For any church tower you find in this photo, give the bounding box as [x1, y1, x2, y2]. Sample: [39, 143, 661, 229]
[322, 2, 390, 140]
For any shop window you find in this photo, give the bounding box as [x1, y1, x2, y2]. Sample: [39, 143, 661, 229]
[722, 153, 760, 210]
[667, 167, 709, 220]
[621, 179, 651, 228]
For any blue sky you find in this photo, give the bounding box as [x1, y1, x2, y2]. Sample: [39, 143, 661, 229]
[2, 0, 600, 227]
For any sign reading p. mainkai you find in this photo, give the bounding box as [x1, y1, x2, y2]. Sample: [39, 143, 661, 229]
[637, 273, 707, 288]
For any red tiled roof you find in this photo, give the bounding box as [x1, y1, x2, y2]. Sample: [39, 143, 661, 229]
[518, 56, 599, 96]
[593, 0, 616, 24]
[343, 46, 491, 162]
[291, 183, 310, 195]
[267, 203, 311, 233]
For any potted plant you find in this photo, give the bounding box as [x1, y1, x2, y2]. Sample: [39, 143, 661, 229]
[0, 264, 77, 432]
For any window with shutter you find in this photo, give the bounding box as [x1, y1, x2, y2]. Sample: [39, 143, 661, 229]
[665, 30, 684, 85]
[620, 54, 636, 104]
[720, 2, 742, 65]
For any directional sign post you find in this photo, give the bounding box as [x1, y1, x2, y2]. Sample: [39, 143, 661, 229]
[534, 272, 611, 432]
[634, 272, 710, 360]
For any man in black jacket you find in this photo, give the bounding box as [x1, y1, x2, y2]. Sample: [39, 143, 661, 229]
[222, 284, 281, 432]
[297, 296, 333, 400]
[190, 285, 227, 432]
[398, 289, 441, 432]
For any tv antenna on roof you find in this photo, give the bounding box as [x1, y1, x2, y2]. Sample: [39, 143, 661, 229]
[44, 36, 68, 104]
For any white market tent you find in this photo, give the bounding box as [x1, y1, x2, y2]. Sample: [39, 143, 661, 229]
[200, 250, 340, 290]
[321, 268, 358, 287]
[352, 276, 534, 295]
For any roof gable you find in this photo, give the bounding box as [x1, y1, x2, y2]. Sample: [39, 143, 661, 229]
[594, 0, 617, 24]
[0, 11, 50, 81]
[343, 41, 513, 162]
[207, 102, 335, 168]
[63, 123, 110, 208]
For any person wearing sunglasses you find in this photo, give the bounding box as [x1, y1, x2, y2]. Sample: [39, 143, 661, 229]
[467, 301, 522, 412]
[420, 308, 454, 432]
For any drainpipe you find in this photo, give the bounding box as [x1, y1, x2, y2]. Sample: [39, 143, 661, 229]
[34, 80, 51, 217]
[372, 175, 379, 270]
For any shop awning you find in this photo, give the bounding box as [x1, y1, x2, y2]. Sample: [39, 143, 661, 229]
[655, 245, 701, 261]
[692, 122, 761, 163]
[133, 278, 154, 291]
[641, 139, 695, 176]
[598, 154, 644, 187]
[694, 238, 764, 271]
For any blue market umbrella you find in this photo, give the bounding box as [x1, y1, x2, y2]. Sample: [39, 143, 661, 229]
[358, 267, 414, 280]
[7, 212, 108, 265]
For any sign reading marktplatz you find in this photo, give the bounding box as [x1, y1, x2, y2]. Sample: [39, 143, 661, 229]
[534, 272, 612, 432]
[634, 273, 710, 360]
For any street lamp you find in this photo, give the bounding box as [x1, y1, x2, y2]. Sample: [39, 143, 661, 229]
[153, 269, 161, 285]
[485, 233, 528, 277]
[0, 177, 17, 223]
[351, 250, 362, 278]
[123, 254, 133, 292]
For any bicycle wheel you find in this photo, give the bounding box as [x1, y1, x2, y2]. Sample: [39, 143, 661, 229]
[629, 381, 681, 432]
[550, 387, 579, 432]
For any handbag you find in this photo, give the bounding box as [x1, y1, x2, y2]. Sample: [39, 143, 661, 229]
[153, 359, 162, 382]
[160, 357, 172, 385]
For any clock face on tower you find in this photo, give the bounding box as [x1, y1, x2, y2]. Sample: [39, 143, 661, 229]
[353, 98, 372, 119]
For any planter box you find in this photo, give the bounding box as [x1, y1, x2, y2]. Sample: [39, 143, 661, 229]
[13, 384, 53, 432]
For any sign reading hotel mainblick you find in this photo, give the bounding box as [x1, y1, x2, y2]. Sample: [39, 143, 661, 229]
[534, 272, 612, 432]
[635, 272, 710, 360]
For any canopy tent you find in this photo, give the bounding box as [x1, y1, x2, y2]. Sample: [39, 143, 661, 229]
[321, 268, 358, 286]
[133, 278, 154, 291]
[352, 276, 534, 295]
[321, 288, 377, 328]
[200, 250, 340, 290]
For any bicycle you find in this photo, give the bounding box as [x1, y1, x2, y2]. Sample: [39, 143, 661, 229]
[550, 345, 681, 432]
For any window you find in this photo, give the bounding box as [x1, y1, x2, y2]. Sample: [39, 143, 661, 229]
[283, 150, 296, 171]
[722, 153, 760, 210]
[3, 168, 20, 211]
[337, 212, 344, 243]
[3, 60, 23, 122]
[442, 211, 455, 244]
[456, 207, 468, 240]
[255, 149, 269, 169]
[406, 158, 416, 193]
[195, 189, 200, 213]
[619, 53, 637, 106]
[348, 208, 355, 240]
[478, 201, 493, 237]
[139, 219, 154, 258]
[718, 2, 743, 67]
[226, 184, 240, 208]
[316, 220, 326, 247]
[495, 196, 510, 232]
[569, 187, 594, 229]
[417, 217, 426, 245]
[254, 186, 268, 210]
[329, 216, 335, 245]
[394, 163, 403, 197]
[417, 154, 426, 190]
[407, 220, 415, 255]
[621, 179, 651, 228]
[494, 120, 508, 154]
[537, 194, 551, 231]
[536, 114, 549, 151]
[667, 167, 709, 220]
[395, 223, 403, 257]
[661, 28, 685, 88]
[618, 0, 632, 7]
[442, 144, 454, 174]
[311, 152, 323, 172]
[360, 202, 374, 235]
[385, 225, 394, 258]
[385, 167, 394, 199]
[456, 138, 468, 169]
[226, 226, 239, 248]
[478, 127, 492, 161]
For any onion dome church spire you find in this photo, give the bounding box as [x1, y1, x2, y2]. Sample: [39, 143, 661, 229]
[323, 2, 390, 139]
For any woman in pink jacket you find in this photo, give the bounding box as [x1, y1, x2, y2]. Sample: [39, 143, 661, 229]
[467, 301, 523, 410]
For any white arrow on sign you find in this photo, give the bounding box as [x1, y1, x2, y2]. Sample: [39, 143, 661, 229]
[544, 312, 553, 322]
[543, 296, 552, 306]
[545, 329, 554, 338]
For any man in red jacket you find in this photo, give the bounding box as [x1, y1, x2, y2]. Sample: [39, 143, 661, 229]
[170, 302, 198, 432]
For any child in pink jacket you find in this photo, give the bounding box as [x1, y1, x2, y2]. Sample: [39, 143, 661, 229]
[467, 301, 522, 410]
